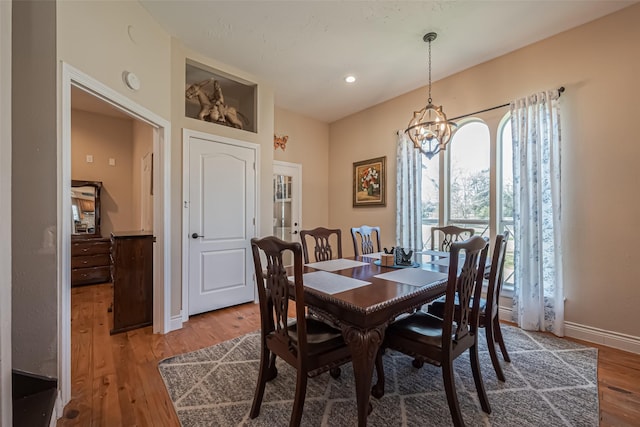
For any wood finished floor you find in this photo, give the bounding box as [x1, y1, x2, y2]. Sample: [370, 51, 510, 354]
[58, 283, 640, 426]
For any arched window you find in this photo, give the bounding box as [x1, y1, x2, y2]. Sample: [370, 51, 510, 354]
[498, 113, 515, 288]
[449, 121, 490, 234]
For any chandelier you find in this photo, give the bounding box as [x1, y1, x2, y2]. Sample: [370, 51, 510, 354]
[405, 32, 457, 159]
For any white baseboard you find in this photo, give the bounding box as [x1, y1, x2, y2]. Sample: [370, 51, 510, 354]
[50, 390, 63, 426]
[498, 305, 640, 355]
[169, 313, 183, 332]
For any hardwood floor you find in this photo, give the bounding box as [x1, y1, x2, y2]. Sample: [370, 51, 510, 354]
[59, 283, 640, 426]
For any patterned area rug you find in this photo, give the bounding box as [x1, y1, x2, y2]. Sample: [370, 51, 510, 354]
[158, 325, 598, 426]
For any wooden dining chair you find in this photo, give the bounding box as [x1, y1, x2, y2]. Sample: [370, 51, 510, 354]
[350, 225, 381, 256]
[372, 236, 490, 427]
[431, 225, 475, 251]
[428, 232, 511, 381]
[299, 227, 342, 264]
[249, 236, 351, 427]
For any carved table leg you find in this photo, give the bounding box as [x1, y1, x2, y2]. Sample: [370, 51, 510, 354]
[341, 324, 385, 427]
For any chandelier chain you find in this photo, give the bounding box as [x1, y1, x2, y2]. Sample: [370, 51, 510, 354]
[427, 36, 432, 103]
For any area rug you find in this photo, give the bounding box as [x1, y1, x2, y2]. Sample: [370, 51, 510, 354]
[158, 325, 598, 426]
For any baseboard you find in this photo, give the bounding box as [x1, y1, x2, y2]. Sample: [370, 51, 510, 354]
[498, 305, 640, 355]
[169, 313, 183, 332]
[50, 391, 62, 427]
[564, 321, 640, 355]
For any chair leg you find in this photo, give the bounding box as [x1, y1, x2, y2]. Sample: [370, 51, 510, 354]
[493, 316, 511, 363]
[442, 359, 464, 427]
[485, 322, 506, 382]
[469, 344, 491, 414]
[371, 348, 386, 399]
[266, 352, 278, 381]
[289, 370, 308, 427]
[250, 349, 271, 419]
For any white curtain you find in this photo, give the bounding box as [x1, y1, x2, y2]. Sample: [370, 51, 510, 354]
[510, 90, 564, 336]
[396, 131, 423, 250]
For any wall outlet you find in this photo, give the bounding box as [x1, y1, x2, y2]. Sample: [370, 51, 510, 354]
[109, 158, 116, 166]
[86, 155, 93, 163]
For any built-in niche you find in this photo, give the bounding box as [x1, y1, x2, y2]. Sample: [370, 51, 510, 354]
[185, 60, 257, 133]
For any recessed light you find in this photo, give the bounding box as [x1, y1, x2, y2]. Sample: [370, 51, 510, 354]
[345, 75, 356, 83]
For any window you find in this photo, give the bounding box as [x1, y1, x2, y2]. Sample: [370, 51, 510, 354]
[421, 120, 490, 249]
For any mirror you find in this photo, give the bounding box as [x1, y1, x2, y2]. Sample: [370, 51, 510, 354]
[71, 180, 102, 238]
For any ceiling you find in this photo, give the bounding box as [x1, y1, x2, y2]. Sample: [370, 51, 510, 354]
[78, 1, 636, 123]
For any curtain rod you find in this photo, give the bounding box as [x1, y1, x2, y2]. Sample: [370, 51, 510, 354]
[449, 86, 565, 122]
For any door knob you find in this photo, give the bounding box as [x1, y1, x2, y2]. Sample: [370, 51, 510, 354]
[192, 233, 204, 239]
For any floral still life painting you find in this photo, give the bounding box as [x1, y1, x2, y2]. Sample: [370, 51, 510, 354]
[353, 156, 386, 207]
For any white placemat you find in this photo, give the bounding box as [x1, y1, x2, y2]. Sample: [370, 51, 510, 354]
[298, 271, 371, 294]
[361, 252, 383, 259]
[374, 268, 448, 287]
[305, 258, 370, 272]
[420, 250, 450, 257]
[423, 257, 450, 266]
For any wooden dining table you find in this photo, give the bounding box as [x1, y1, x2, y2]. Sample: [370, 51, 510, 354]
[299, 251, 452, 427]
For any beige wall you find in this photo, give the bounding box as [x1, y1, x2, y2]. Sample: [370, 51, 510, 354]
[131, 120, 154, 231]
[329, 4, 640, 337]
[274, 107, 330, 229]
[71, 109, 136, 236]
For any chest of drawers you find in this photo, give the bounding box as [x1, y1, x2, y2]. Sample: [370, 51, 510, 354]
[71, 237, 111, 286]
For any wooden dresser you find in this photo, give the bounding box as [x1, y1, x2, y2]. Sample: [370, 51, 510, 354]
[71, 237, 111, 286]
[110, 231, 153, 334]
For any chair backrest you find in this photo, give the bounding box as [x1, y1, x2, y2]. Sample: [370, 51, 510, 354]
[485, 231, 510, 321]
[431, 225, 475, 251]
[350, 225, 381, 256]
[251, 236, 309, 359]
[442, 235, 489, 344]
[299, 227, 342, 264]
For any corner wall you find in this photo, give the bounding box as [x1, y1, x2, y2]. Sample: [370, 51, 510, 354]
[12, 0, 57, 377]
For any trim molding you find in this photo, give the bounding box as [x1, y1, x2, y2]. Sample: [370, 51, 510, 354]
[50, 392, 62, 427]
[169, 313, 184, 332]
[499, 305, 640, 355]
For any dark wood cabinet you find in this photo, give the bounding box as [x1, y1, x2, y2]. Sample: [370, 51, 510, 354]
[71, 238, 111, 286]
[110, 231, 153, 335]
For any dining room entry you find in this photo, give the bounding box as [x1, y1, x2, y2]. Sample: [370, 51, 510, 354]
[184, 130, 258, 316]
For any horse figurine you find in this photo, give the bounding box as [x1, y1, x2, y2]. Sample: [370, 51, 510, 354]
[185, 79, 247, 129]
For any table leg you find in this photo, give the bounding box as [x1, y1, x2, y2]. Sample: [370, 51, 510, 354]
[341, 324, 385, 427]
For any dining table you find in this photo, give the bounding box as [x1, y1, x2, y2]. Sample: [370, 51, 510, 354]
[299, 250, 453, 427]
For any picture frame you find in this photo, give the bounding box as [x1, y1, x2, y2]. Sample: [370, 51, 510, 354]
[353, 156, 386, 207]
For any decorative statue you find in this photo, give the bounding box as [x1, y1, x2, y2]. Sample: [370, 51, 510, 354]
[185, 78, 247, 129]
[393, 247, 414, 266]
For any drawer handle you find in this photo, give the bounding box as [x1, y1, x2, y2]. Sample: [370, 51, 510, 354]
[82, 248, 89, 252]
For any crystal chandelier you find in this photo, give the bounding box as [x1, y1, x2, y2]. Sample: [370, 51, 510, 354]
[405, 32, 457, 159]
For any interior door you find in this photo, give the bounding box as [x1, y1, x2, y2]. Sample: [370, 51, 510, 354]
[188, 135, 256, 316]
[273, 161, 302, 266]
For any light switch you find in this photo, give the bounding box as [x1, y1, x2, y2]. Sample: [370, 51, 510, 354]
[86, 155, 93, 163]
[109, 158, 116, 166]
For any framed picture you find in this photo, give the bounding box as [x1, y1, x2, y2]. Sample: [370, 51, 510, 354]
[353, 156, 386, 207]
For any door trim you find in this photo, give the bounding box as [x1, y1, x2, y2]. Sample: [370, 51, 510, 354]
[181, 128, 260, 322]
[60, 63, 172, 406]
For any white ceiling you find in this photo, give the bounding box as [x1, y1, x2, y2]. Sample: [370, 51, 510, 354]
[139, 0, 635, 123]
[79, 1, 636, 123]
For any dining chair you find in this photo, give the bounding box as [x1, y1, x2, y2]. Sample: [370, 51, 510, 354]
[299, 227, 343, 264]
[431, 225, 475, 251]
[350, 225, 381, 256]
[372, 235, 490, 427]
[427, 232, 511, 381]
[249, 236, 351, 427]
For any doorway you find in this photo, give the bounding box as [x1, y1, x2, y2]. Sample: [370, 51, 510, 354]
[60, 63, 172, 407]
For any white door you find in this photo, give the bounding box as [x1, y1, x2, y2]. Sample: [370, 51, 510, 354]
[141, 152, 153, 231]
[187, 135, 256, 316]
[273, 161, 302, 266]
